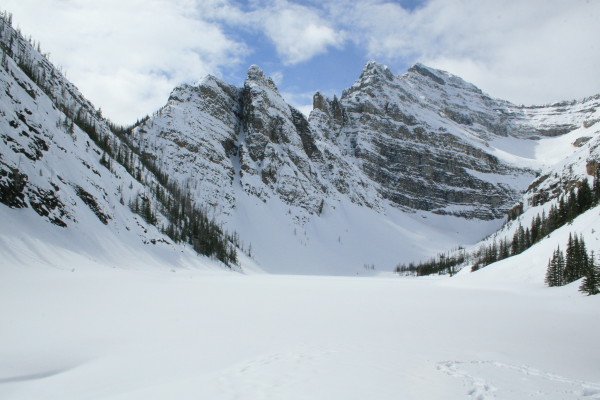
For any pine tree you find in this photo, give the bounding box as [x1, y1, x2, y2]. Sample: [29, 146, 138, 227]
[576, 234, 589, 280]
[564, 233, 588, 284]
[531, 214, 542, 243]
[512, 224, 526, 255]
[498, 238, 510, 260]
[546, 247, 565, 287]
[524, 227, 532, 249]
[558, 196, 568, 225]
[564, 233, 577, 283]
[576, 179, 593, 213]
[579, 251, 600, 295]
[594, 166, 600, 204]
[566, 189, 579, 222]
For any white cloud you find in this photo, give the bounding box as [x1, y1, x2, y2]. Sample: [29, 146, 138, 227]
[4, 0, 599, 124]
[328, 0, 600, 104]
[255, 2, 345, 65]
[281, 90, 314, 117]
[198, 0, 346, 65]
[270, 70, 284, 86]
[4, 0, 246, 124]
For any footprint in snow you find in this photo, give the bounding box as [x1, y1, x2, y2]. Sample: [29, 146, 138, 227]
[437, 360, 600, 399]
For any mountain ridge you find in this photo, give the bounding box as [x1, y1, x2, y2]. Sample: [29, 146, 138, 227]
[1, 12, 599, 274]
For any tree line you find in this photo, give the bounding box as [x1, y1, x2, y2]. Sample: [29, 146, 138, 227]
[396, 169, 600, 279]
[0, 11, 239, 266]
[546, 234, 599, 295]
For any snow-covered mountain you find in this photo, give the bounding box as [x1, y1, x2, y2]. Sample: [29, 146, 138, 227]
[2, 13, 599, 275]
[400, 99, 600, 282]
[0, 16, 239, 271]
[131, 59, 600, 225]
[126, 56, 599, 273]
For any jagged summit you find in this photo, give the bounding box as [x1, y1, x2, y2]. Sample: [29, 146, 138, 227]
[246, 64, 265, 80]
[194, 73, 225, 87]
[3, 13, 599, 274]
[407, 62, 447, 85]
[245, 64, 279, 93]
[359, 60, 395, 80]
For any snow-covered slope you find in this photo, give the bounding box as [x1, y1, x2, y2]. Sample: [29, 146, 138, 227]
[2, 11, 600, 275]
[311, 62, 599, 219]
[451, 204, 600, 291]
[126, 57, 600, 273]
[0, 16, 239, 272]
[437, 104, 600, 286]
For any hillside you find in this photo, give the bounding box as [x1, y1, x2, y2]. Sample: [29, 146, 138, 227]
[0, 14, 239, 271]
[1, 10, 600, 400]
[126, 61, 599, 274]
[1, 11, 599, 277]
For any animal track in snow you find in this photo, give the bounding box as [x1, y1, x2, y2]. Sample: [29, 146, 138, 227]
[437, 360, 600, 399]
[215, 347, 333, 400]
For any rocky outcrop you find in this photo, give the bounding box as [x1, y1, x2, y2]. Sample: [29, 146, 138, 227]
[310, 62, 533, 219]
[132, 61, 600, 221]
[134, 65, 383, 219]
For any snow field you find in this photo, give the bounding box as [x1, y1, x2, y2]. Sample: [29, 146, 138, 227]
[1, 259, 599, 400]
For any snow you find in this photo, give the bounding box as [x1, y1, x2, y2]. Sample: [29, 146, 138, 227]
[2, 24, 600, 399]
[454, 203, 600, 291]
[2, 197, 600, 399]
[1, 247, 599, 400]
[3, 187, 599, 399]
[227, 190, 502, 275]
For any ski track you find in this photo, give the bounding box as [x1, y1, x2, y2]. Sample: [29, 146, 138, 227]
[215, 348, 331, 400]
[437, 360, 600, 399]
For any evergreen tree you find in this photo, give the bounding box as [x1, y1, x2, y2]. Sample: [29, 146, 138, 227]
[558, 196, 568, 225]
[498, 238, 510, 260]
[576, 179, 593, 213]
[594, 166, 600, 204]
[564, 233, 588, 284]
[531, 214, 542, 243]
[545, 247, 565, 287]
[579, 251, 600, 295]
[565, 189, 578, 222]
[512, 224, 525, 255]
[576, 234, 589, 279]
[564, 233, 578, 283]
[524, 227, 532, 249]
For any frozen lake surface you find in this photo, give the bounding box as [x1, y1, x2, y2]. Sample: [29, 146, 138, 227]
[1, 263, 599, 400]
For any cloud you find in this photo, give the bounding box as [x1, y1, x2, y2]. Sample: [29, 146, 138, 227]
[4, 0, 599, 124]
[270, 70, 284, 86]
[327, 0, 600, 104]
[210, 0, 346, 66]
[4, 0, 247, 124]
[255, 2, 345, 65]
[280, 90, 315, 117]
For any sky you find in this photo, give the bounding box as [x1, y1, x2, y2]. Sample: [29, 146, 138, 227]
[3, 0, 600, 125]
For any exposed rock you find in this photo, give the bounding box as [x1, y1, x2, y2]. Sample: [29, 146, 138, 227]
[574, 136, 592, 147]
[131, 61, 600, 221]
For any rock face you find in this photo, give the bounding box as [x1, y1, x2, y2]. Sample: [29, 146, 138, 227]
[309, 62, 600, 219]
[0, 18, 237, 266]
[132, 65, 381, 221]
[133, 60, 598, 221]
[238, 65, 325, 212]
[3, 13, 600, 274]
[310, 62, 524, 219]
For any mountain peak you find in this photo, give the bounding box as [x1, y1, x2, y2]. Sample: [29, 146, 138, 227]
[245, 64, 280, 93]
[359, 60, 395, 81]
[247, 64, 265, 80]
[407, 63, 446, 85]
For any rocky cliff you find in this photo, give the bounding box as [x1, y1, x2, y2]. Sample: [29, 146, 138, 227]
[132, 61, 598, 222]
[3, 11, 599, 274]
